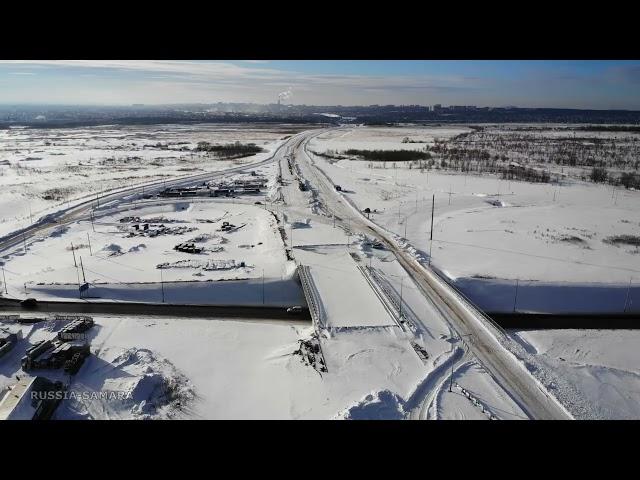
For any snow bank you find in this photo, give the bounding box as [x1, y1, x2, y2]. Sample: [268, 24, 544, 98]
[59, 346, 196, 420]
[337, 390, 405, 419]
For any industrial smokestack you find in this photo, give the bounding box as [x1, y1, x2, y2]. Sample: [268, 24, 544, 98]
[277, 87, 293, 104]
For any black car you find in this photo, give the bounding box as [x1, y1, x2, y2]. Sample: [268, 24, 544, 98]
[21, 298, 38, 309]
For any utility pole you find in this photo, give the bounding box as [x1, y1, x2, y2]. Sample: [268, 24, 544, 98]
[75, 264, 81, 296]
[2, 266, 7, 294]
[399, 276, 405, 321]
[624, 276, 633, 313]
[70, 242, 77, 267]
[23, 233, 27, 253]
[429, 194, 435, 266]
[87, 233, 92, 256]
[80, 256, 86, 283]
[513, 279, 520, 313]
[404, 217, 408, 238]
[160, 268, 165, 303]
[430, 194, 435, 241]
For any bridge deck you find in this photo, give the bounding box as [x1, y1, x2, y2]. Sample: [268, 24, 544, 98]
[295, 247, 396, 330]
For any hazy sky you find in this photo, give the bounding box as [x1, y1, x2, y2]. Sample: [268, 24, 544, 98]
[0, 60, 638, 109]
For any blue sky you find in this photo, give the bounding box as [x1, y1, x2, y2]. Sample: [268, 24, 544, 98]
[0, 60, 638, 109]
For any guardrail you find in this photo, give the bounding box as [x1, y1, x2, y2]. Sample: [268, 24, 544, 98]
[428, 267, 509, 341]
[453, 381, 499, 420]
[364, 266, 423, 333]
[297, 264, 325, 331]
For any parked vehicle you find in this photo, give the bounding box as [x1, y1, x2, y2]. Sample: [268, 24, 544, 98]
[21, 298, 38, 309]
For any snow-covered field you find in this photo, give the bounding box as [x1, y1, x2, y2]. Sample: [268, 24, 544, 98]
[311, 125, 470, 153]
[511, 329, 640, 419]
[0, 123, 302, 238]
[0, 313, 518, 419]
[308, 126, 640, 299]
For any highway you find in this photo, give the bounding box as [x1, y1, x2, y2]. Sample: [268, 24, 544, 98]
[289, 131, 572, 420]
[0, 296, 310, 321]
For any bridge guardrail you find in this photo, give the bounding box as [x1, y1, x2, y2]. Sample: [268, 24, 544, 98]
[297, 264, 325, 331]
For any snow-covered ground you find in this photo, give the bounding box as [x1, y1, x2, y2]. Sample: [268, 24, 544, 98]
[1, 198, 298, 304]
[0, 123, 301, 238]
[511, 329, 640, 419]
[311, 125, 470, 153]
[308, 126, 640, 313]
[1, 314, 517, 420]
[435, 361, 528, 420]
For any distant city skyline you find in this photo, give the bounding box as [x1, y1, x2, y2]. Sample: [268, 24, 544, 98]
[0, 60, 638, 110]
